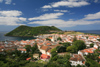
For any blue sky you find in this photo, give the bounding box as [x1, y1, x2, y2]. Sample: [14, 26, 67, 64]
[0, 0, 100, 31]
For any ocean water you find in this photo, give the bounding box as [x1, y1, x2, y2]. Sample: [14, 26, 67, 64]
[77, 30, 100, 35]
[0, 32, 35, 41]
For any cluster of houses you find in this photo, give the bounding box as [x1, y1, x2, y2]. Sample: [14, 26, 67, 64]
[14, 40, 36, 53]
[0, 34, 100, 66]
[0, 40, 17, 54]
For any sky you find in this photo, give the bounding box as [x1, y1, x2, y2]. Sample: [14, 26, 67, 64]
[0, 0, 100, 31]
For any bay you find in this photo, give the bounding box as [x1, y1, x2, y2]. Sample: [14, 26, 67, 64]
[0, 32, 35, 41]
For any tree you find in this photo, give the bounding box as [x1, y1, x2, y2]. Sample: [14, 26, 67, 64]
[51, 48, 57, 57]
[56, 46, 66, 53]
[0, 61, 8, 67]
[97, 39, 100, 41]
[66, 40, 86, 53]
[56, 55, 71, 67]
[90, 43, 94, 47]
[76, 64, 85, 67]
[62, 42, 71, 48]
[73, 40, 86, 51]
[14, 49, 21, 57]
[86, 36, 88, 39]
[44, 62, 60, 67]
[31, 43, 37, 54]
[46, 38, 51, 41]
[57, 37, 62, 41]
[25, 45, 31, 52]
[85, 58, 100, 67]
[86, 53, 98, 60]
[73, 36, 77, 42]
[0, 54, 7, 62]
[66, 45, 77, 53]
[50, 55, 58, 61]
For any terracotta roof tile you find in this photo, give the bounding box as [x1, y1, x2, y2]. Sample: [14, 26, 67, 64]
[40, 46, 49, 50]
[40, 54, 50, 59]
[70, 54, 85, 61]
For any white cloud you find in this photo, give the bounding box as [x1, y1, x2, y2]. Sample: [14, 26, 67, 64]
[0, 10, 26, 25]
[0, 0, 12, 4]
[5, 0, 12, 4]
[0, 10, 22, 17]
[42, 0, 90, 8]
[0, 17, 26, 25]
[0, 0, 3, 3]
[84, 12, 100, 20]
[42, 5, 52, 8]
[28, 13, 64, 21]
[28, 19, 100, 27]
[94, 0, 98, 3]
[28, 11, 100, 27]
[52, 1, 90, 8]
[13, 3, 16, 5]
[18, 17, 26, 21]
[54, 10, 68, 12]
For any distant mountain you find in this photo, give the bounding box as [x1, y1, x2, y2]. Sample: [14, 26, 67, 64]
[5, 25, 61, 37]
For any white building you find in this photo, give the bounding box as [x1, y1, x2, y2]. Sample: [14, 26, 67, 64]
[69, 54, 86, 66]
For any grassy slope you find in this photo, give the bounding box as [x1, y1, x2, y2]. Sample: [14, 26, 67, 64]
[53, 31, 84, 35]
[5, 25, 61, 37]
[64, 31, 84, 35]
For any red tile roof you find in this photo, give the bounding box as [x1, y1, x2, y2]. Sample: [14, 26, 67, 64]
[46, 43, 52, 46]
[70, 54, 85, 61]
[18, 49, 26, 51]
[40, 54, 50, 59]
[40, 46, 49, 50]
[98, 56, 100, 59]
[80, 48, 95, 54]
[47, 49, 51, 53]
[26, 57, 31, 60]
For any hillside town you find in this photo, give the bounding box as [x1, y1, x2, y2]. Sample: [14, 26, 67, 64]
[0, 34, 100, 67]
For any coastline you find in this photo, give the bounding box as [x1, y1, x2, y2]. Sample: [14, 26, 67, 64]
[5, 31, 100, 38]
[0, 32, 36, 41]
[4, 35, 34, 38]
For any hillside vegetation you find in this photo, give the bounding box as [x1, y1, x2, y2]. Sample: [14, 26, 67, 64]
[64, 31, 84, 35]
[5, 25, 61, 37]
[53, 31, 84, 35]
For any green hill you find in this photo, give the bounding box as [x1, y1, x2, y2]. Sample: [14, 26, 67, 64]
[5, 25, 61, 37]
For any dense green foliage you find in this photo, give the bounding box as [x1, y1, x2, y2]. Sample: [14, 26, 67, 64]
[5, 25, 61, 37]
[61, 42, 71, 48]
[0, 43, 42, 67]
[25, 45, 31, 52]
[85, 58, 100, 67]
[22, 62, 44, 67]
[56, 46, 66, 53]
[49, 55, 71, 67]
[0, 50, 30, 67]
[51, 48, 58, 57]
[73, 40, 86, 50]
[51, 42, 71, 54]
[73, 36, 77, 42]
[85, 48, 100, 67]
[90, 43, 94, 47]
[66, 45, 77, 53]
[66, 40, 86, 53]
[46, 38, 51, 41]
[57, 37, 62, 41]
[97, 39, 100, 41]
